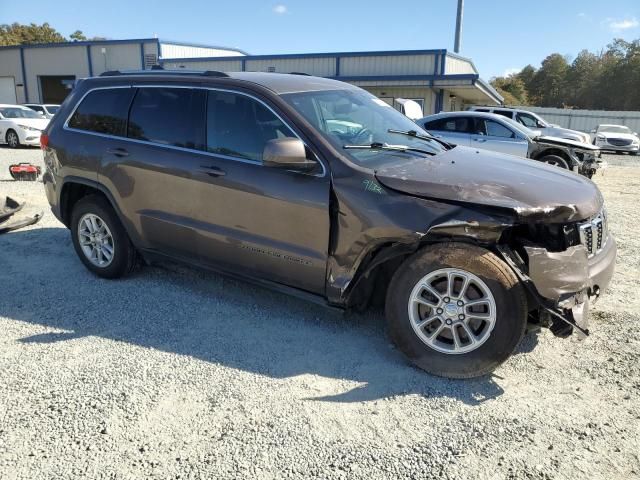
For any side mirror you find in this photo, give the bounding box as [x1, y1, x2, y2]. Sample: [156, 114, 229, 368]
[263, 138, 317, 172]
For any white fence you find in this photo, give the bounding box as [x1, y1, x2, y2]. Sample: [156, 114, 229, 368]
[515, 106, 640, 134]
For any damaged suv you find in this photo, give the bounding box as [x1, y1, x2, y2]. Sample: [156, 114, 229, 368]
[42, 71, 616, 378]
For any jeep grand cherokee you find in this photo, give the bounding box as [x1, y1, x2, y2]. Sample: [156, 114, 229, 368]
[42, 71, 616, 378]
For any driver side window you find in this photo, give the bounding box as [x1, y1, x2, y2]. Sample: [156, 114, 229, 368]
[484, 120, 515, 138]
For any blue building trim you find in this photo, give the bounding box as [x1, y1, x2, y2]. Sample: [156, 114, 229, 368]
[140, 43, 146, 69]
[241, 58, 246, 71]
[440, 54, 446, 76]
[19, 47, 28, 102]
[435, 90, 444, 113]
[329, 74, 478, 82]
[160, 48, 448, 64]
[335, 56, 340, 76]
[0, 38, 158, 51]
[86, 45, 93, 76]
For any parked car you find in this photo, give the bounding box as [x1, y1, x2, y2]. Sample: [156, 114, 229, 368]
[0, 104, 50, 148]
[42, 71, 616, 378]
[418, 111, 601, 177]
[591, 124, 639, 155]
[23, 103, 60, 119]
[468, 105, 591, 144]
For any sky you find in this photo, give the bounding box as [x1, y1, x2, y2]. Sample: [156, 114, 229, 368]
[2, 0, 640, 79]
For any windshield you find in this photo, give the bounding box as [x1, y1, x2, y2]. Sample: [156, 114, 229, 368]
[501, 116, 537, 139]
[599, 125, 631, 134]
[0, 107, 43, 119]
[282, 89, 446, 168]
[45, 105, 60, 114]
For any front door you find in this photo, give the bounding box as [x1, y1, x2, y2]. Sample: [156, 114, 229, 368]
[470, 118, 529, 157]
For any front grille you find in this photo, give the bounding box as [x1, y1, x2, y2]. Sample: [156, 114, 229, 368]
[578, 209, 608, 257]
[607, 138, 632, 146]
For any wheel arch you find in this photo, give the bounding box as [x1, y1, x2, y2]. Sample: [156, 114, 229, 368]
[343, 225, 508, 310]
[59, 177, 128, 233]
[533, 148, 572, 164]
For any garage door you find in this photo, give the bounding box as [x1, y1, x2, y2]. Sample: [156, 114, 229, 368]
[0, 77, 17, 104]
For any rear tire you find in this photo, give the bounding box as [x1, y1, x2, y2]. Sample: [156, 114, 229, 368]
[540, 154, 569, 169]
[70, 195, 137, 278]
[6, 130, 19, 149]
[385, 243, 527, 378]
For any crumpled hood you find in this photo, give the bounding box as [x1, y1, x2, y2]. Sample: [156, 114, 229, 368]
[537, 135, 599, 151]
[375, 146, 603, 223]
[542, 126, 589, 143]
[11, 118, 49, 130]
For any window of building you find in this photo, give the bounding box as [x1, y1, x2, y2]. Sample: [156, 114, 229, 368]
[68, 88, 135, 136]
[127, 88, 206, 150]
[206, 91, 296, 161]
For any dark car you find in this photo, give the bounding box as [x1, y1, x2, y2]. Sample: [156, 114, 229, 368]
[42, 71, 616, 378]
[419, 111, 602, 178]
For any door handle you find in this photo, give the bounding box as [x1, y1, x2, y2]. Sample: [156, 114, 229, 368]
[106, 147, 129, 157]
[199, 165, 226, 177]
[473, 138, 487, 143]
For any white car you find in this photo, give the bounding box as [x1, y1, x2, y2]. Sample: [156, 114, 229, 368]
[591, 124, 639, 155]
[0, 104, 50, 148]
[468, 106, 592, 144]
[23, 103, 60, 119]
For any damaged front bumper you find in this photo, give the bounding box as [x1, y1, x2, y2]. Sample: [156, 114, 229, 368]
[499, 235, 616, 337]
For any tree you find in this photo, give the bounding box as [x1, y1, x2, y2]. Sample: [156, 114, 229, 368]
[491, 75, 528, 105]
[70, 30, 87, 42]
[0, 22, 66, 45]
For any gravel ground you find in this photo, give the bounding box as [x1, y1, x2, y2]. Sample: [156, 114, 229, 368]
[0, 147, 639, 480]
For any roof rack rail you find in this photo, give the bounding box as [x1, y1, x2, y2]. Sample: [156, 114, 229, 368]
[98, 69, 230, 78]
[203, 71, 230, 77]
[288, 72, 311, 76]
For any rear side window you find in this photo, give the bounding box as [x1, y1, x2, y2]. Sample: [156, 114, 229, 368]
[493, 110, 515, 119]
[206, 91, 296, 161]
[68, 88, 135, 136]
[128, 88, 206, 150]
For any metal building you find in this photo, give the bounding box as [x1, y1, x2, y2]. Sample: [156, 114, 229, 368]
[161, 49, 503, 114]
[0, 39, 501, 113]
[0, 39, 246, 104]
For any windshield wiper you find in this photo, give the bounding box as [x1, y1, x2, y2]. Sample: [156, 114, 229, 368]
[343, 142, 435, 156]
[388, 129, 452, 149]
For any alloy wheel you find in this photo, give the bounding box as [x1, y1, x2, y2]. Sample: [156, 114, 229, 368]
[408, 268, 497, 354]
[77, 213, 115, 267]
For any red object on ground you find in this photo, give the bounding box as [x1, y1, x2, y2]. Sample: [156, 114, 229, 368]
[9, 163, 42, 181]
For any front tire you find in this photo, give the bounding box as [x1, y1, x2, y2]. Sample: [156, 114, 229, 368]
[6, 130, 20, 149]
[70, 195, 137, 278]
[385, 243, 527, 378]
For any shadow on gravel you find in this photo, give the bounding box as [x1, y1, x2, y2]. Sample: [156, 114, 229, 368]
[2, 227, 505, 406]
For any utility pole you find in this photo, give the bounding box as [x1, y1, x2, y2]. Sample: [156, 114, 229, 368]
[454, 0, 464, 53]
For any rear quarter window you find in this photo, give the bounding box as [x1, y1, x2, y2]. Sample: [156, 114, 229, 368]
[68, 88, 135, 136]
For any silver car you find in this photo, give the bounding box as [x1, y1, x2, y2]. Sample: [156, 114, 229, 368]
[418, 111, 601, 178]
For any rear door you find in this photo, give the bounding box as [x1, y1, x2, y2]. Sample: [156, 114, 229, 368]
[470, 117, 528, 156]
[422, 116, 472, 146]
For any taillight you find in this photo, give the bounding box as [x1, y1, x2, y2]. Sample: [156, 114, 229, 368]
[40, 134, 49, 149]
